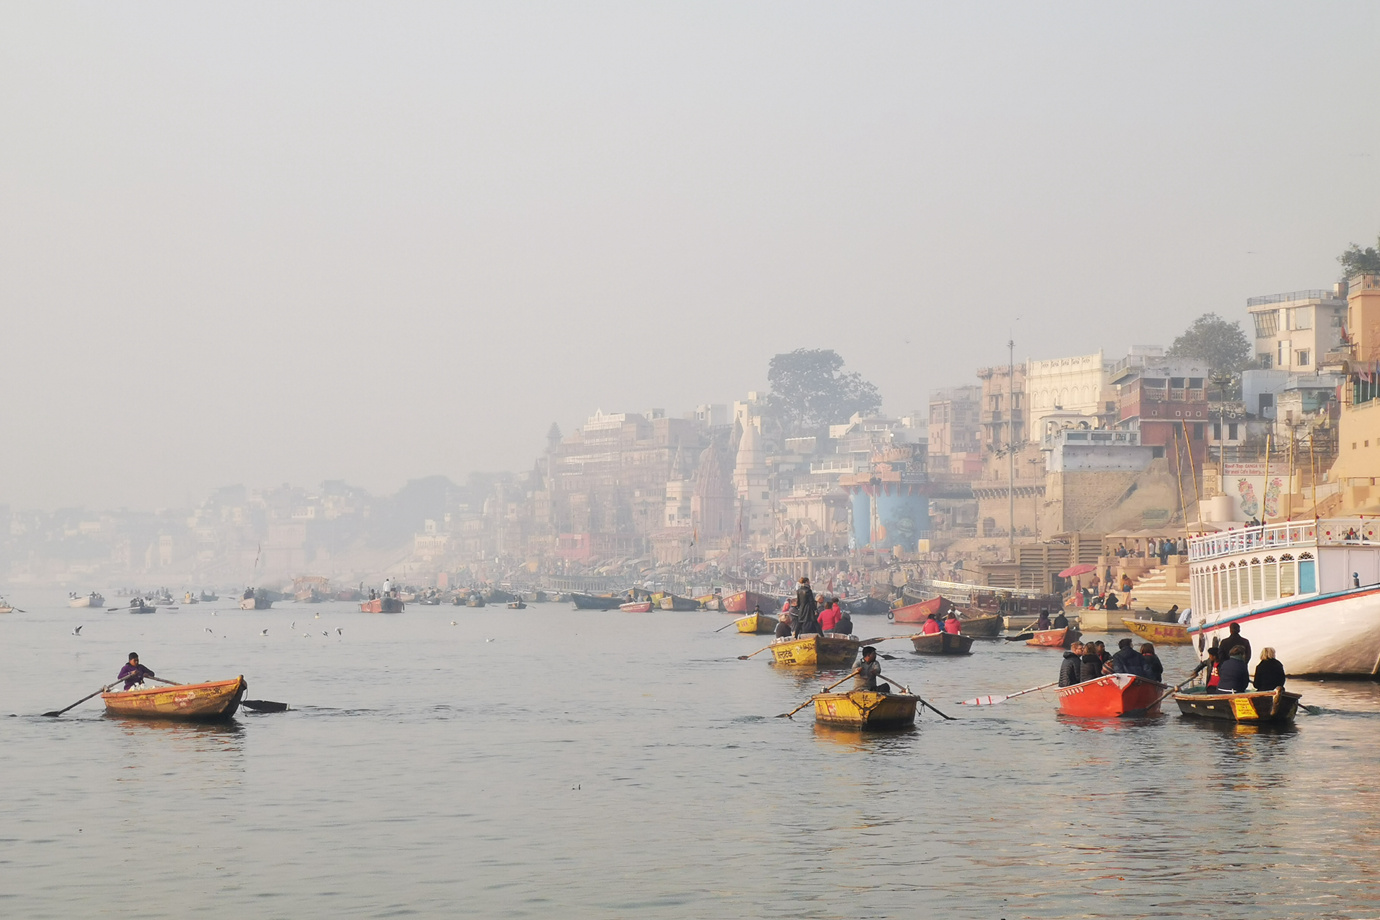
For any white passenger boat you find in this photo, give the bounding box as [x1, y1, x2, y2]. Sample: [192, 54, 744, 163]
[1186, 518, 1380, 676]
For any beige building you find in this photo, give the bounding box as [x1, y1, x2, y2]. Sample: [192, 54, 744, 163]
[1326, 273, 1380, 512]
[1025, 350, 1113, 441]
[1249, 287, 1348, 372]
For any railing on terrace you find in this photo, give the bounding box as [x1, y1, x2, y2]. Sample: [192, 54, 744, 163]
[1247, 290, 1337, 308]
[1188, 518, 1380, 561]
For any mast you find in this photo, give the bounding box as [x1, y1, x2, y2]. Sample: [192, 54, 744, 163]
[1008, 337, 1015, 563]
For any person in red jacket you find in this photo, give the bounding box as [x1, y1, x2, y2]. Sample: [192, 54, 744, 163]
[921, 612, 942, 635]
[818, 601, 840, 632]
[943, 612, 962, 634]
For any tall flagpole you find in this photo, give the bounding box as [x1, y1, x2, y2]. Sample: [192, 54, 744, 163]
[1008, 337, 1015, 563]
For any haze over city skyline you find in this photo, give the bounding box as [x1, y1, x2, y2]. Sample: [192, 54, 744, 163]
[3, 2, 1378, 511]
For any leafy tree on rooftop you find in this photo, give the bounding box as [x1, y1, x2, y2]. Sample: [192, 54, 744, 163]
[1167, 312, 1251, 376]
[1339, 235, 1380, 277]
[766, 348, 882, 436]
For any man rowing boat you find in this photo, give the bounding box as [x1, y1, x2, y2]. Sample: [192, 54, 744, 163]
[854, 647, 889, 694]
[117, 652, 154, 690]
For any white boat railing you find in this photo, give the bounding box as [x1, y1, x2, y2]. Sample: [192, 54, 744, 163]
[1189, 518, 1380, 562]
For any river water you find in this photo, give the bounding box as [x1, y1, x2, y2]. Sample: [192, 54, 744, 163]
[3, 597, 1380, 919]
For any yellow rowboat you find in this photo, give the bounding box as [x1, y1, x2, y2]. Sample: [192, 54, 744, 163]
[736, 611, 778, 634]
[769, 635, 860, 668]
[1121, 618, 1191, 645]
[102, 677, 248, 722]
[812, 690, 919, 729]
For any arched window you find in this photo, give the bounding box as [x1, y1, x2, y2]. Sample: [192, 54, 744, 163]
[1250, 558, 1263, 603]
[1263, 556, 1278, 600]
[1280, 554, 1295, 597]
[1298, 552, 1316, 594]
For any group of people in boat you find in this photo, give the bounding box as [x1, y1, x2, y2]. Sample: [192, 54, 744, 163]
[1058, 637, 1164, 686]
[774, 577, 854, 638]
[919, 610, 963, 634]
[1191, 623, 1286, 693]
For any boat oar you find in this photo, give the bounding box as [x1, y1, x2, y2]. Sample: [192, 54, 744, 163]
[1133, 674, 1198, 714]
[777, 670, 859, 718]
[957, 680, 1059, 706]
[42, 681, 120, 717]
[715, 619, 744, 633]
[880, 673, 956, 721]
[737, 643, 776, 660]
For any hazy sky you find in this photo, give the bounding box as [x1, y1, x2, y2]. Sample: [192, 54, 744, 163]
[3, 2, 1378, 511]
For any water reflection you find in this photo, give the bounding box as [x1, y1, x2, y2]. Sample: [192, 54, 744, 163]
[810, 722, 919, 750]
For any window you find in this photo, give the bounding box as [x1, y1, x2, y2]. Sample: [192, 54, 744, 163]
[1229, 422, 1239, 440]
[1297, 350, 1310, 367]
[1254, 311, 1279, 338]
[1250, 559, 1262, 601]
[1294, 306, 1313, 330]
[1193, 423, 1204, 440]
[1278, 342, 1286, 365]
[1263, 557, 1278, 599]
[1280, 555, 1295, 596]
[1259, 353, 1273, 369]
[1299, 556, 1316, 593]
[1213, 422, 1221, 440]
[1188, 378, 1204, 389]
[1151, 446, 1164, 458]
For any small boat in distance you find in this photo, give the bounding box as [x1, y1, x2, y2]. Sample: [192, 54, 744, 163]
[735, 610, 777, 634]
[507, 599, 527, 609]
[361, 596, 405, 613]
[768, 635, 860, 669]
[955, 612, 1002, 636]
[127, 597, 157, 614]
[1122, 618, 1191, 645]
[812, 690, 918, 730]
[910, 632, 975, 655]
[0, 599, 13, 614]
[1027, 626, 1079, 648]
[889, 596, 954, 625]
[570, 592, 626, 610]
[721, 590, 778, 615]
[69, 592, 105, 608]
[659, 593, 700, 611]
[102, 676, 247, 722]
[1057, 673, 1168, 717]
[238, 589, 273, 610]
[1173, 686, 1301, 724]
[619, 600, 653, 612]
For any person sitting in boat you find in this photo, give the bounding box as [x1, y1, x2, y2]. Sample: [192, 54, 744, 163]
[1052, 610, 1069, 629]
[1060, 641, 1086, 687]
[117, 652, 154, 690]
[1191, 648, 1222, 690]
[943, 612, 962, 634]
[1035, 610, 1052, 631]
[1140, 643, 1164, 683]
[774, 611, 795, 639]
[1079, 643, 1103, 682]
[920, 612, 943, 635]
[1217, 622, 1251, 663]
[1103, 592, 1120, 611]
[1091, 640, 1114, 675]
[1111, 637, 1150, 677]
[1165, 604, 1180, 623]
[855, 647, 889, 694]
[835, 608, 853, 636]
[818, 600, 841, 633]
[1252, 647, 1287, 692]
[243, 586, 254, 600]
[1217, 646, 1251, 693]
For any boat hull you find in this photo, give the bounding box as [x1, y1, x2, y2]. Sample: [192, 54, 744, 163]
[956, 612, 1001, 636]
[736, 612, 777, 634]
[619, 601, 653, 612]
[239, 598, 272, 610]
[812, 691, 918, 729]
[570, 593, 625, 610]
[1122, 618, 1191, 645]
[69, 595, 105, 608]
[1173, 687, 1300, 723]
[1057, 673, 1167, 717]
[360, 597, 405, 613]
[890, 596, 953, 624]
[658, 594, 700, 611]
[910, 632, 975, 655]
[1188, 586, 1380, 676]
[102, 677, 247, 722]
[769, 635, 860, 669]
[722, 591, 777, 614]
[1028, 627, 1080, 648]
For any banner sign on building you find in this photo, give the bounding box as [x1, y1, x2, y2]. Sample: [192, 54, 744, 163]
[1222, 462, 1282, 520]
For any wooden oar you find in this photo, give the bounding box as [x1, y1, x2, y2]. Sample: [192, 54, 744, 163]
[777, 670, 859, 718]
[879, 673, 956, 721]
[957, 680, 1059, 706]
[716, 618, 747, 633]
[42, 681, 120, 717]
[737, 643, 776, 660]
[1132, 674, 1197, 715]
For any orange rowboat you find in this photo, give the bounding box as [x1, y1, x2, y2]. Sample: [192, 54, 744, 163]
[1056, 673, 1168, 717]
[361, 597, 405, 613]
[619, 601, 653, 612]
[102, 677, 248, 722]
[1027, 627, 1080, 648]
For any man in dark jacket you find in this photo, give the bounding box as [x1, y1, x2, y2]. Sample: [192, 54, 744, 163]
[793, 577, 820, 638]
[1217, 646, 1251, 692]
[1080, 644, 1103, 682]
[1217, 622, 1251, 663]
[1060, 641, 1086, 687]
[1111, 637, 1149, 677]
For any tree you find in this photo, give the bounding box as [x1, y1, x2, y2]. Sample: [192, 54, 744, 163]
[1339, 235, 1380, 277]
[765, 348, 882, 436]
[1166, 313, 1251, 375]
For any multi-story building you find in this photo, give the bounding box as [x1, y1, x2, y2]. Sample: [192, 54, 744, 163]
[927, 386, 982, 477]
[1111, 355, 1210, 471]
[1025, 350, 1115, 443]
[973, 362, 1043, 537]
[1248, 286, 1349, 372]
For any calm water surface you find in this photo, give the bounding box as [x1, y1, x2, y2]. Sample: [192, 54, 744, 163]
[3, 597, 1380, 919]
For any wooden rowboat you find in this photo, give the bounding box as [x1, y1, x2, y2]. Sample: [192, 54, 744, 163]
[722, 590, 778, 614]
[736, 611, 777, 634]
[1173, 686, 1301, 723]
[619, 600, 653, 612]
[1027, 626, 1080, 648]
[102, 676, 248, 722]
[360, 597, 405, 613]
[1057, 673, 1168, 717]
[570, 592, 625, 610]
[768, 635, 860, 669]
[1121, 618, 1191, 645]
[659, 593, 701, 611]
[889, 596, 953, 624]
[909, 631, 975, 655]
[956, 612, 1001, 636]
[812, 690, 919, 729]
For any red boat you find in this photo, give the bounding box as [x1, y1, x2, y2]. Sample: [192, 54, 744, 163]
[889, 596, 954, 624]
[721, 590, 778, 614]
[361, 597, 405, 613]
[1027, 626, 1079, 648]
[619, 601, 653, 612]
[1057, 673, 1168, 717]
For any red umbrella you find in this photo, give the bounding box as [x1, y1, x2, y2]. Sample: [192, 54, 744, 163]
[1057, 563, 1096, 578]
